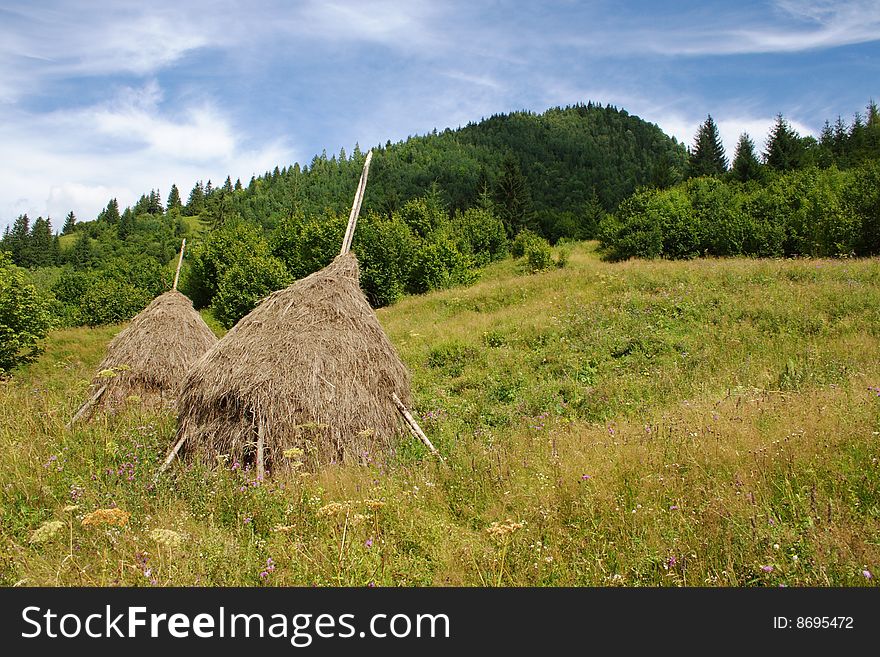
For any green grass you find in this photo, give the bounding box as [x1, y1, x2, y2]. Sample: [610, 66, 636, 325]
[1, 242, 878, 586]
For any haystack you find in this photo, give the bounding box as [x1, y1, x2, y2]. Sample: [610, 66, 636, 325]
[175, 251, 411, 470]
[90, 289, 218, 411]
[68, 241, 218, 425]
[167, 151, 434, 476]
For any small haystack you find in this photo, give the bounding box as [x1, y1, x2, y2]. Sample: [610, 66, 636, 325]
[168, 151, 432, 475]
[68, 242, 218, 425]
[174, 251, 411, 470]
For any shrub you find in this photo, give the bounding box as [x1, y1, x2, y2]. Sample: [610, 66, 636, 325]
[524, 235, 553, 272]
[408, 234, 475, 294]
[211, 254, 291, 328]
[0, 253, 53, 373]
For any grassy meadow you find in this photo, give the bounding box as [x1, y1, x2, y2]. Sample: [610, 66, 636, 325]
[1, 242, 879, 586]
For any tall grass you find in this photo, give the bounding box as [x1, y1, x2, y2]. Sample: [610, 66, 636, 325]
[1, 243, 877, 586]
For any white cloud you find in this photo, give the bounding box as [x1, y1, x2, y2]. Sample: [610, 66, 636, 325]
[562, 0, 880, 57]
[0, 82, 296, 228]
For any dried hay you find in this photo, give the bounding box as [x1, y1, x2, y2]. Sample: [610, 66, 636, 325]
[175, 252, 411, 471]
[90, 290, 218, 412]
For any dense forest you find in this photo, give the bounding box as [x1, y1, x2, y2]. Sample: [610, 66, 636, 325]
[2, 101, 880, 373]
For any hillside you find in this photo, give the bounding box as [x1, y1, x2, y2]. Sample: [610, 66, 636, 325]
[225, 103, 687, 236]
[2, 242, 878, 586]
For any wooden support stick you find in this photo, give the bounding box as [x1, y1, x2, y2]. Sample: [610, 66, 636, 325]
[173, 238, 186, 291]
[66, 385, 107, 430]
[156, 432, 188, 478]
[391, 392, 444, 461]
[339, 151, 373, 255]
[256, 420, 266, 480]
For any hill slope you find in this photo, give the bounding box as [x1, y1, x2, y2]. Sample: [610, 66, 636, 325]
[218, 104, 688, 236]
[2, 243, 878, 586]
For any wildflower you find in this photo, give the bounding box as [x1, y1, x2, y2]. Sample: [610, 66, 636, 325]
[351, 513, 367, 526]
[283, 447, 305, 460]
[62, 504, 79, 513]
[666, 555, 677, 569]
[272, 524, 296, 534]
[149, 528, 185, 550]
[761, 565, 774, 573]
[316, 502, 349, 517]
[81, 508, 130, 527]
[863, 569, 873, 580]
[365, 537, 373, 549]
[30, 520, 65, 544]
[669, 505, 679, 510]
[486, 519, 524, 539]
[364, 499, 385, 510]
[580, 474, 591, 481]
[243, 516, 253, 524]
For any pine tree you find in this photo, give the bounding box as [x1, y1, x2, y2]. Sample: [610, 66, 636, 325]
[764, 114, 804, 171]
[69, 231, 94, 270]
[118, 207, 135, 239]
[730, 133, 763, 182]
[234, 178, 243, 192]
[493, 154, 535, 237]
[30, 216, 54, 266]
[147, 189, 164, 215]
[167, 184, 182, 212]
[62, 211, 77, 235]
[688, 115, 727, 177]
[9, 214, 32, 266]
[186, 181, 205, 216]
[222, 176, 233, 193]
[101, 198, 121, 224]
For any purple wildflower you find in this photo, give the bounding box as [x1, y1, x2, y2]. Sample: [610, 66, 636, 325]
[365, 538, 373, 548]
[863, 569, 873, 580]
[761, 565, 774, 573]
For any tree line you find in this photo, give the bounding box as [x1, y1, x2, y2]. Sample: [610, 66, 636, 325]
[599, 102, 880, 260]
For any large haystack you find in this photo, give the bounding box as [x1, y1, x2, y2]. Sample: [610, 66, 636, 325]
[175, 252, 411, 471]
[90, 290, 218, 411]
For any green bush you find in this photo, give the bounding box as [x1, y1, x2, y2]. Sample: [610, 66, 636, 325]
[524, 236, 553, 272]
[0, 253, 53, 373]
[408, 234, 475, 294]
[600, 163, 880, 260]
[354, 213, 416, 307]
[51, 269, 152, 327]
[452, 207, 508, 266]
[212, 254, 291, 328]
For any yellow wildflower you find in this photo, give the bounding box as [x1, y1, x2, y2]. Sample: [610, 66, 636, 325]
[81, 508, 130, 527]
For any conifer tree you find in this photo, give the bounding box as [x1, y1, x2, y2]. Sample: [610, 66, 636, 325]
[730, 133, 763, 182]
[493, 154, 535, 237]
[186, 181, 205, 216]
[62, 211, 77, 235]
[167, 184, 182, 212]
[30, 216, 54, 266]
[764, 114, 804, 171]
[101, 198, 121, 224]
[688, 115, 727, 177]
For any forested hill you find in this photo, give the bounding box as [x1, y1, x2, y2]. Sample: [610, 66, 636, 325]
[1, 103, 688, 333]
[208, 103, 687, 240]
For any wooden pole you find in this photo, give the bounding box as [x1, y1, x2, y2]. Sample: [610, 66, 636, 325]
[66, 385, 107, 430]
[256, 420, 266, 480]
[173, 238, 186, 291]
[339, 151, 373, 255]
[156, 432, 188, 478]
[391, 392, 444, 461]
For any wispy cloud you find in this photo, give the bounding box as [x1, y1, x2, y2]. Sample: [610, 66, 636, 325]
[0, 81, 295, 224]
[563, 0, 880, 57]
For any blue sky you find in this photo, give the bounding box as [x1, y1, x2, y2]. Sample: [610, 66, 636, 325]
[1, 0, 878, 230]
